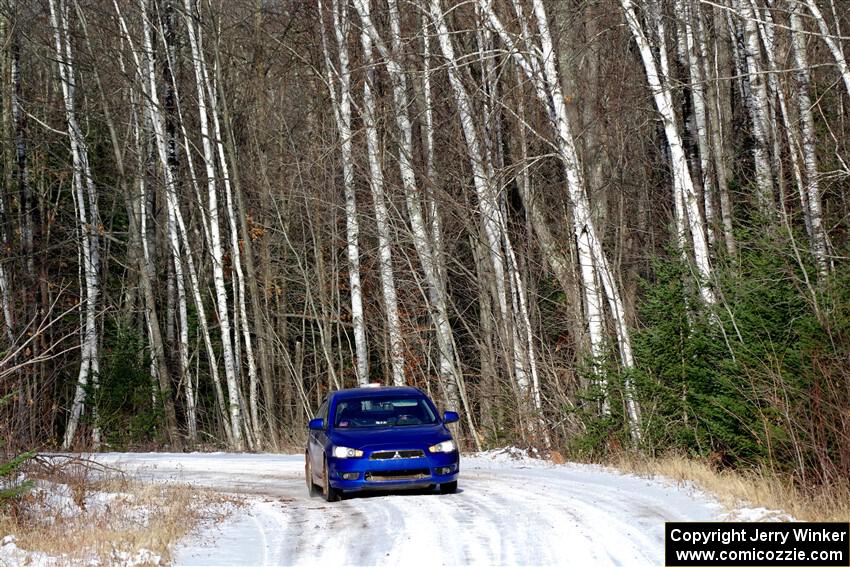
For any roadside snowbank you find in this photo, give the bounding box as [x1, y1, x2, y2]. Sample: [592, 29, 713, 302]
[0, 533, 161, 567]
[469, 448, 796, 523]
[0, 472, 224, 566]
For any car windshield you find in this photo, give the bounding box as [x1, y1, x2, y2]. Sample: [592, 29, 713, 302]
[334, 396, 438, 428]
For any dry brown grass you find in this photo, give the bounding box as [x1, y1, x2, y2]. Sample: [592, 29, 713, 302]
[1, 460, 233, 566]
[610, 453, 850, 522]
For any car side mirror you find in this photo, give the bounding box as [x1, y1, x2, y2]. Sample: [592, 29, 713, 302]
[308, 418, 324, 430]
[443, 411, 459, 424]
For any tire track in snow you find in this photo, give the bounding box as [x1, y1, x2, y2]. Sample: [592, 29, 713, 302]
[485, 467, 673, 565]
[448, 476, 532, 565]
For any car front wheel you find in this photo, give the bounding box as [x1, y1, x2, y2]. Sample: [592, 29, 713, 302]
[439, 481, 457, 494]
[305, 453, 319, 497]
[322, 457, 341, 502]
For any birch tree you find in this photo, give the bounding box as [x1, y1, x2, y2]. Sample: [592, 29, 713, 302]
[157, 0, 197, 442]
[148, 51, 237, 441]
[320, 0, 369, 386]
[748, 2, 804, 222]
[193, 31, 262, 444]
[791, 1, 830, 277]
[50, 0, 102, 449]
[0, 17, 20, 346]
[0, 206, 11, 345]
[210, 32, 279, 446]
[478, 0, 641, 439]
[356, 0, 406, 387]
[0, 170, 12, 346]
[677, 0, 715, 247]
[182, 0, 245, 448]
[735, 0, 776, 213]
[428, 0, 552, 441]
[618, 0, 716, 307]
[139, 0, 192, 443]
[351, 0, 465, 405]
[79, 0, 185, 446]
[803, 0, 850, 105]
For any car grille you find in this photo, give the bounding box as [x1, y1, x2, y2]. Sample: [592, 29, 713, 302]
[365, 468, 430, 481]
[370, 449, 425, 460]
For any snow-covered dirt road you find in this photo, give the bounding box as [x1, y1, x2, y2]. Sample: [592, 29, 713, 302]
[96, 450, 723, 566]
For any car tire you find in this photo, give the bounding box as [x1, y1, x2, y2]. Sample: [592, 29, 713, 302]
[322, 457, 342, 502]
[439, 481, 457, 494]
[305, 453, 320, 497]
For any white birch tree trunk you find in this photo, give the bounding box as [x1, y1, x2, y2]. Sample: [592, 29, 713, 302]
[51, 0, 102, 450]
[419, 14, 444, 285]
[182, 0, 244, 448]
[0, 20, 14, 343]
[418, 13, 480, 448]
[736, 0, 775, 214]
[749, 2, 804, 217]
[0, 16, 9, 345]
[531, 0, 639, 434]
[112, 0, 190, 445]
[118, 28, 229, 442]
[0, 182, 13, 345]
[513, 72, 584, 348]
[804, 0, 850, 105]
[619, 0, 716, 309]
[427, 0, 515, 393]
[140, 0, 195, 443]
[153, 27, 232, 440]
[0, 251, 12, 346]
[648, 0, 689, 253]
[680, 0, 715, 247]
[758, 2, 787, 214]
[502, 216, 548, 443]
[356, 0, 406, 387]
[165, 204, 196, 443]
[352, 0, 462, 401]
[474, 7, 533, 413]
[201, 44, 260, 446]
[175, 201, 232, 441]
[726, 10, 749, 116]
[479, 0, 641, 439]
[791, 2, 830, 277]
[430, 0, 563, 442]
[320, 0, 369, 385]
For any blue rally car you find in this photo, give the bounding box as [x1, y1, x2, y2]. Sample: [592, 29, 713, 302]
[305, 385, 460, 501]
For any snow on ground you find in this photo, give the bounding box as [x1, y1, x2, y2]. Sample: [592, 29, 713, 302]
[0, 467, 243, 566]
[1, 535, 54, 567]
[3, 449, 794, 566]
[720, 506, 795, 522]
[0, 478, 165, 567]
[0, 533, 162, 567]
[85, 449, 752, 567]
[23, 480, 136, 524]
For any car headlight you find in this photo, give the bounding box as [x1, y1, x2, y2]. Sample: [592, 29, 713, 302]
[332, 446, 364, 458]
[428, 440, 456, 453]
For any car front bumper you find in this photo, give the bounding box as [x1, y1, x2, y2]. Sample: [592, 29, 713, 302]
[327, 451, 459, 491]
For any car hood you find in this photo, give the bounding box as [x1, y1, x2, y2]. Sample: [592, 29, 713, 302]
[329, 424, 451, 450]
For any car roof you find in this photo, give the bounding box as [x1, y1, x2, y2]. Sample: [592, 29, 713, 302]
[331, 386, 424, 401]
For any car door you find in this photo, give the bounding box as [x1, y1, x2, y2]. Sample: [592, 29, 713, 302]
[309, 399, 329, 478]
